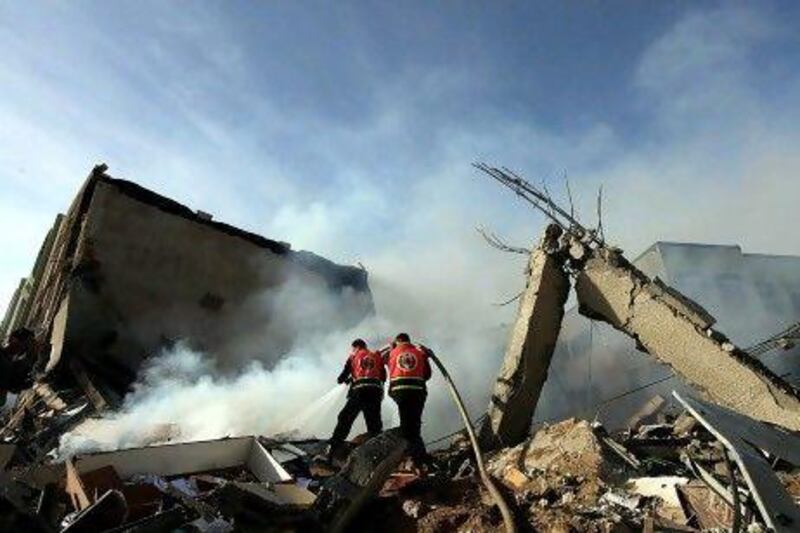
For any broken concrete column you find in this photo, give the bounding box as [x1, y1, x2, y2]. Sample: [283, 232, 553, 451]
[312, 430, 407, 533]
[479, 225, 570, 450]
[576, 250, 800, 431]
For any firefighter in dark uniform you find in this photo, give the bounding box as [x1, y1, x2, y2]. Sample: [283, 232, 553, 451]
[383, 332, 433, 462]
[328, 338, 385, 458]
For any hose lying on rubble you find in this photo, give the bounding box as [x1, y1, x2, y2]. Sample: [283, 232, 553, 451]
[427, 352, 517, 533]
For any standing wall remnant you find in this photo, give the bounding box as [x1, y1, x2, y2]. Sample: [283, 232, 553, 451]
[479, 225, 570, 450]
[2, 164, 375, 403]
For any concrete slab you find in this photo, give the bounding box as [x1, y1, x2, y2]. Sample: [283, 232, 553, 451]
[577, 254, 800, 431]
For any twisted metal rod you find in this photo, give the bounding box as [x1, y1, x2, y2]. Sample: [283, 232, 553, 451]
[473, 162, 605, 248]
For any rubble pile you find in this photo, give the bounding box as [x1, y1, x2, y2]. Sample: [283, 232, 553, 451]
[350, 399, 800, 532]
[8, 402, 793, 532]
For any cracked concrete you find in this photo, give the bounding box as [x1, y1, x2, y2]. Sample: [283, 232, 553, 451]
[576, 253, 800, 431]
[479, 225, 571, 450]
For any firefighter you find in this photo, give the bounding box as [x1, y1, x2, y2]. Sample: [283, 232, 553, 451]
[383, 332, 433, 463]
[328, 338, 385, 459]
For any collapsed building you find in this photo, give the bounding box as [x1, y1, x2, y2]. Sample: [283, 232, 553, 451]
[1, 162, 800, 532]
[0, 164, 372, 444]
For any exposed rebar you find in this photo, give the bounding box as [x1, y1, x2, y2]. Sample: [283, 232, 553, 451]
[473, 162, 605, 248]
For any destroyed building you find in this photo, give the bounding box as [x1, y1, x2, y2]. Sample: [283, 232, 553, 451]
[2, 162, 800, 532]
[1, 164, 373, 406]
[469, 164, 800, 532]
[536, 242, 800, 429]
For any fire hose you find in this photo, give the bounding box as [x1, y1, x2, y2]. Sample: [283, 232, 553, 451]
[427, 352, 517, 533]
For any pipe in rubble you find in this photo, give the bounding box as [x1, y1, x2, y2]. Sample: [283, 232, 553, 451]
[427, 351, 517, 533]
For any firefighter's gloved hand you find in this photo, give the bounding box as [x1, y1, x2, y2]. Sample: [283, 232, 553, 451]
[337, 375, 350, 385]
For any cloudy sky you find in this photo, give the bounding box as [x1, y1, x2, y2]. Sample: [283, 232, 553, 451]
[2, 1, 800, 320]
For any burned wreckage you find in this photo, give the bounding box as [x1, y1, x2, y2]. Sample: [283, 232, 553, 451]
[1, 163, 800, 532]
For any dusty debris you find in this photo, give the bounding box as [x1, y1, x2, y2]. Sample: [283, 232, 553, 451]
[675, 391, 800, 532]
[488, 419, 615, 484]
[2, 368, 797, 532]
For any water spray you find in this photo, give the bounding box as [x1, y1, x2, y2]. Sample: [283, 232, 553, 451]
[275, 383, 347, 435]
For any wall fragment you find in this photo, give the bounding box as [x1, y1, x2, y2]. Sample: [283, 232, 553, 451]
[479, 225, 570, 450]
[576, 252, 800, 431]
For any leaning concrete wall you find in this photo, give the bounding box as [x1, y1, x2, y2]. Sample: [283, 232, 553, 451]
[575, 252, 800, 432]
[479, 228, 570, 449]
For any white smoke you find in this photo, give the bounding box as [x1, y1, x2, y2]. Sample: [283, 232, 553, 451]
[59, 272, 493, 456]
[58, 342, 374, 456]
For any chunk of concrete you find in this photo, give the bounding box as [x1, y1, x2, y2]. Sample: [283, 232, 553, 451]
[313, 430, 407, 533]
[488, 418, 611, 481]
[576, 255, 800, 432]
[479, 225, 570, 450]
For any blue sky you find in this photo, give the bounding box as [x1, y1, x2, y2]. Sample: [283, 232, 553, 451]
[2, 1, 800, 322]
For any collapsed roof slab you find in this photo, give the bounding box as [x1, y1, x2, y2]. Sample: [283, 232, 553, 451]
[479, 225, 570, 450]
[576, 251, 800, 432]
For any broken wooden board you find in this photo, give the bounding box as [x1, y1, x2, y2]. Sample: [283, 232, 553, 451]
[313, 429, 407, 533]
